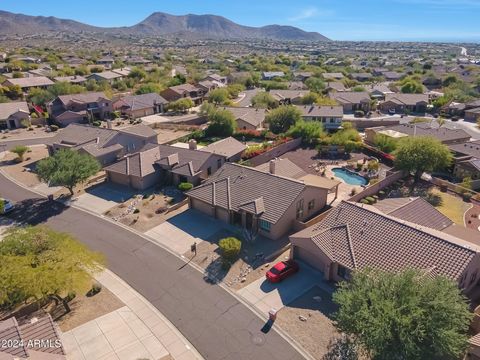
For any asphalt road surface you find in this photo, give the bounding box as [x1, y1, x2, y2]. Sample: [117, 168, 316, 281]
[0, 172, 305, 360]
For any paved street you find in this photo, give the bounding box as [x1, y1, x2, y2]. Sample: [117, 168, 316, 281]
[236, 89, 261, 107]
[0, 172, 306, 360]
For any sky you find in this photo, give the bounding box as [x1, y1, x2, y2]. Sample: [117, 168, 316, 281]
[1, 0, 479, 42]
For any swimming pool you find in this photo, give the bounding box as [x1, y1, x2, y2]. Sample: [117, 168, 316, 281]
[332, 168, 369, 186]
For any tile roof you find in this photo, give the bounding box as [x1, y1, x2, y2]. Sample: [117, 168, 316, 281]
[222, 107, 265, 127]
[384, 93, 429, 105]
[0, 318, 27, 358]
[187, 163, 309, 224]
[104, 145, 160, 177]
[322, 73, 344, 79]
[296, 105, 344, 118]
[3, 77, 54, 88]
[87, 71, 122, 80]
[375, 123, 471, 143]
[155, 144, 222, 174]
[0, 101, 29, 119]
[199, 137, 247, 159]
[56, 92, 109, 106]
[167, 83, 203, 95]
[374, 197, 453, 231]
[269, 90, 309, 101]
[117, 124, 157, 138]
[53, 75, 87, 84]
[255, 158, 307, 179]
[291, 201, 478, 281]
[326, 82, 346, 92]
[449, 140, 480, 159]
[330, 91, 370, 104]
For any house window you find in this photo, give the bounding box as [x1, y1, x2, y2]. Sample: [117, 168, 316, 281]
[308, 200, 315, 211]
[259, 219, 271, 232]
[207, 167, 212, 176]
[296, 199, 304, 219]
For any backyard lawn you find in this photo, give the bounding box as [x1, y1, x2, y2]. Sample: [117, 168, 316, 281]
[429, 188, 471, 225]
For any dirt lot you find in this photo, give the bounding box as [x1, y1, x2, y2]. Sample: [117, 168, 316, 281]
[184, 229, 290, 290]
[57, 287, 124, 332]
[105, 188, 186, 232]
[155, 128, 191, 144]
[0, 127, 54, 141]
[276, 286, 340, 360]
[1, 145, 48, 187]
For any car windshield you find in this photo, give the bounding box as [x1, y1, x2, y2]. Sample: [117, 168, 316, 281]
[269, 267, 281, 275]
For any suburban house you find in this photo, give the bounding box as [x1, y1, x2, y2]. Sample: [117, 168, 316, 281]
[2, 76, 54, 91]
[289, 200, 480, 294]
[293, 72, 313, 82]
[296, 105, 344, 130]
[288, 81, 308, 90]
[53, 75, 87, 84]
[449, 140, 480, 182]
[198, 80, 222, 93]
[223, 107, 266, 130]
[326, 82, 347, 93]
[269, 90, 309, 105]
[86, 71, 123, 84]
[47, 92, 113, 126]
[199, 137, 247, 162]
[262, 71, 285, 80]
[350, 73, 373, 82]
[0, 315, 65, 359]
[96, 56, 115, 68]
[46, 123, 158, 166]
[203, 73, 228, 85]
[112, 93, 168, 119]
[160, 84, 206, 105]
[465, 107, 480, 122]
[186, 162, 339, 240]
[0, 101, 30, 129]
[365, 123, 471, 145]
[329, 92, 371, 113]
[379, 93, 429, 114]
[383, 71, 404, 81]
[322, 73, 344, 80]
[105, 143, 225, 190]
[366, 84, 395, 100]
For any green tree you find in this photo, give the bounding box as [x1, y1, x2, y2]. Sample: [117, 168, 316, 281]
[266, 105, 302, 134]
[199, 102, 216, 117]
[208, 88, 230, 105]
[394, 136, 453, 179]
[168, 98, 194, 113]
[128, 67, 147, 81]
[10, 145, 29, 162]
[374, 134, 397, 153]
[226, 84, 245, 99]
[305, 77, 325, 93]
[287, 120, 324, 145]
[401, 80, 424, 94]
[443, 75, 458, 87]
[135, 83, 162, 95]
[333, 268, 472, 360]
[301, 92, 320, 105]
[206, 109, 237, 137]
[0, 199, 4, 214]
[36, 149, 101, 195]
[324, 124, 362, 153]
[4, 85, 23, 100]
[218, 237, 242, 263]
[28, 88, 54, 106]
[251, 92, 278, 109]
[0, 226, 105, 311]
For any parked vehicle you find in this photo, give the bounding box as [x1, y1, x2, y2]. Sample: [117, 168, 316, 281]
[388, 109, 396, 115]
[0, 198, 14, 214]
[266, 260, 299, 283]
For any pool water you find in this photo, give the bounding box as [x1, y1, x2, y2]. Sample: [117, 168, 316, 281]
[332, 168, 369, 186]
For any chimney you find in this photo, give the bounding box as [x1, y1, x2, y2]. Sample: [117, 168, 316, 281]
[189, 139, 197, 150]
[269, 159, 276, 174]
[106, 120, 113, 129]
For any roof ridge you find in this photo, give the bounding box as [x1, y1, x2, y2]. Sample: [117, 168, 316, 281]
[226, 163, 307, 185]
[344, 201, 478, 253]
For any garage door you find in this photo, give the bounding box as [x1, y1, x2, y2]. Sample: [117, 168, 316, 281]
[293, 245, 325, 273]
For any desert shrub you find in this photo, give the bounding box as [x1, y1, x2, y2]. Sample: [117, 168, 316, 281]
[218, 237, 242, 263]
[133, 208, 140, 214]
[50, 125, 59, 132]
[360, 199, 369, 204]
[365, 196, 376, 204]
[178, 182, 194, 192]
[354, 110, 365, 118]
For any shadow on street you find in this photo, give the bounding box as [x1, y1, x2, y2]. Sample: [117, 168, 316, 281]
[8, 198, 68, 226]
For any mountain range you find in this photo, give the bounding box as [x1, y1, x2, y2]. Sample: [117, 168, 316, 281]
[0, 11, 330, 41]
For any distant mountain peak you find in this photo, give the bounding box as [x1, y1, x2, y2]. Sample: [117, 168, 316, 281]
[0, 10, 331, 41]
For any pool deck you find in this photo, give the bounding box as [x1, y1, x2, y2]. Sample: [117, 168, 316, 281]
[325, 165, 365, 206]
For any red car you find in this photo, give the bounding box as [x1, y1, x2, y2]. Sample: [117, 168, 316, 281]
[266, 260, 299, 283]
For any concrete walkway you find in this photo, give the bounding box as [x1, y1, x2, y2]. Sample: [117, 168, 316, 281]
[62, 270, 203, 360]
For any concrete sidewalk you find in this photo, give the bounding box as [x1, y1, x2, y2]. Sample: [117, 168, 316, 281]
[62, 270, 203, 360]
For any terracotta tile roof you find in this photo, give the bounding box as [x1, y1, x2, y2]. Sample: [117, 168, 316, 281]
[114, 93, 168, 111]
[156, 145, 221, 175]
[56, 92, 109, 106]
[291, 201, 478, 281]
[200, 137, 247, 159]
[222, 107, 265, 128]
[187, 163, 308, 224]
[374, 197, 453, 231]
[104, 145, 160, 177]
[255, 158, 307, 179]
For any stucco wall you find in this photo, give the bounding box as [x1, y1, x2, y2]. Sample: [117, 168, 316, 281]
[248, 138, 302, 166]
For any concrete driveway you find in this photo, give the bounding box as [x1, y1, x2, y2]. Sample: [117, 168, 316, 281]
[237, 262, 332, 314]
[73, 183, 135, 214]
[145, 209, 230, 254]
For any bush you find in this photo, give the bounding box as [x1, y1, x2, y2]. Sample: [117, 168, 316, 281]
[50, 125, 59, 132]
[178, 182, 194, 192]
[133, 208, 140, 214]
[354, 110, 365, 118]
[360, 199, 369, 204]
[365, 196, 376, 204]
[218, 237, 242, 263]
[92, 121, 101, 127]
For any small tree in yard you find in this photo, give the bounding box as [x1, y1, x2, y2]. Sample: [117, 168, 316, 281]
[169, 98, 194, 113]
[208, 88, 230, 105]
[393, 136, 452, 180]
[287, 120, 324, 145]
[10, 145, 29, 162]
[205, 109, 237, 137]
[178, 182, 193, 192]
[266, 105, 302, 134]
[218, 237, 242, 265]
[36, 149, 101, 195]
[0, 199, 4, 214]
[0, 226, 105, 312]
[333, 268, 472, 360]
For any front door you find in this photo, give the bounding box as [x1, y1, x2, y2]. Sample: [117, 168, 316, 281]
[8, 119, 16, 129]
[246, 213, 253, 230]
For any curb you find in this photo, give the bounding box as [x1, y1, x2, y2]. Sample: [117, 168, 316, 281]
[0, 135, 57, 143]
[0, 168, 314, 360]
